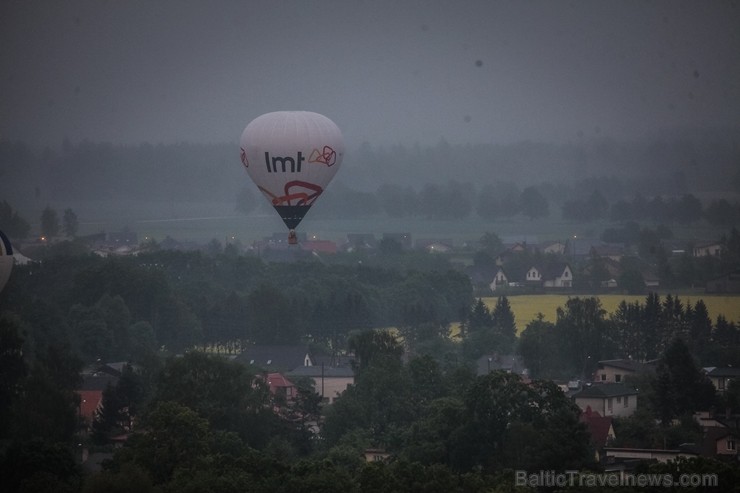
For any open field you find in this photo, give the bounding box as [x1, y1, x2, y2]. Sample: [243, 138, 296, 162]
[480, 294, 740, 334]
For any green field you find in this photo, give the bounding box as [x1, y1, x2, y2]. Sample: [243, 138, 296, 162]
[480, 294, 740, 334]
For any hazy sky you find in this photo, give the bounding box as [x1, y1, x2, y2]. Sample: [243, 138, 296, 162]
[1, 0, 739, 148]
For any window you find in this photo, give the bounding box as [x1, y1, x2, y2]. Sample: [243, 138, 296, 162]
[615, 374, 622, 383]
[719, 378, 725, 390]
[728, 439, 736, 451]
[607, 398, 613, 411]
[624, 396, 629, 408]
[616, 396, 622, 404]
[601, 374, 607, 381]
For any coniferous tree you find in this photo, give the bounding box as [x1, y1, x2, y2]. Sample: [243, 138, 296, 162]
[689, 300, 712, 362]
[62, 208, 79, 237]
[40, 205, 60, 238]
[651, 338, 716, 426]
[491, 296, 517, 352]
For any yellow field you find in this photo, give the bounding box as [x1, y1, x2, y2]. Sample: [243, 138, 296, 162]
[479, 294, 740, 335]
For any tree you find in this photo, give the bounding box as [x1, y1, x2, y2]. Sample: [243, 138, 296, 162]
[519, 186, 549, 220]
[689, 300, 712, 362]
[675, 193, 703, 225]
[68, 304, 113, 362]
[40, 205, 60, 238]
[585, 190, 609, 220]
[96, 294, 131, 358]
[92, 364, 144, 443]
[475, 184, 501, 220]
[651, 338, 716, 425]
[0, 439, 82, 493]
[418, 181, 473, 220]
[62, 208, 79, 237]
[555, 297, 615, 378]
[491, 295, 516, 351]
[611, 300, 645, 361]
[124, 401, 212, 485]
[246, 283, 297, 344]
[465, 298, 492, 333]
[618, 268, 645, 295]
[0, 316, 27, 439]
[0, 200, 31, 238]
[452, 372, 590, 472]
[517, 315, 564, 379]
[705, 198, 740, 226]
[8, 362, 79, 444]
[154, 352, 275, 446]
[478, 231, 503, 257]
[348, 329, 403, 373]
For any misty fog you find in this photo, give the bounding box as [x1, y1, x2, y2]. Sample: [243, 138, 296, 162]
[1, 0, 739, 243]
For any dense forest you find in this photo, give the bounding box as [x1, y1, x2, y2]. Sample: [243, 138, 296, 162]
[1, 240, 740, 491]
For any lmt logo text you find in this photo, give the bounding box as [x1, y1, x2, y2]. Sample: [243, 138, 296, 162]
[265, 151, 304, 173]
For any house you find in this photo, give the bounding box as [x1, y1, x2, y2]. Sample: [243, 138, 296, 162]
[603, 447, 697, 464]
[694, 411, 729, 430]
[495, 242, 534, 266]
[595, 359, 654, 384]
[382, 232, 412, 250]
[524, 266, 543, 284]
[693, 241, 723, 258]
[580, 406, 616, 462]
[701, 427, 739, 460]
[300, 240, 338, 254]
[344, 233, 377, 251]
[541, 263, 573, 288]
[590, 244, 626, 262]
[76, 390, 104, 427]
[234, 345, 313, 372]
[601, 279, 618, 289]
[415, 238, 453, 254]
[522, 263, 573, 289]
[266, 372, 297, 402]
[706, 270, 740, 294]
[287, 364, 355, 404]
[704, 367, 740, 393]
[75, 371, 120, 428]
[254, 232, 309, 253]
[643, 273, 660, 289]
[567, 237, 601, 261]
[540, 240, 567, 255]
[476, 354, 527, 376]
[571, 383, 638, 418]
[489, 267, 509, 292]
[364, 448, 391, 462]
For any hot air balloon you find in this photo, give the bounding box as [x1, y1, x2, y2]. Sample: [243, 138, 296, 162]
[0, 230, 13, 294]
[239, 111, 344, 244]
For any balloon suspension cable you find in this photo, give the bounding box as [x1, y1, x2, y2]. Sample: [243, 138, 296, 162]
[288, 229, 298, 245]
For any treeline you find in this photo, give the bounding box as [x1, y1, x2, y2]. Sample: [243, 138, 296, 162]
[318, 184, 740, 226]
[518, 295, 740, 381]
[3, 137, 740, 226]
[1, 246, 473, 361]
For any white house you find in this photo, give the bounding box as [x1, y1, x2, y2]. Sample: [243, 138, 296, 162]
[489, 267, 509, 292]
[542, 263, 573, 288]
[572, 383, 638, 418]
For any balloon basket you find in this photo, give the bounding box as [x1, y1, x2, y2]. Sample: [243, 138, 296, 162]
[288, 230, 298, 245]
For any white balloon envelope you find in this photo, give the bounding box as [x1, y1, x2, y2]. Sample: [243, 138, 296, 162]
[0, 230, 13, 293]
[240, 111, 344, 243]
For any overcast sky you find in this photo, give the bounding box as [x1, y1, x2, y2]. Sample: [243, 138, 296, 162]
[1, 0, 739, 149]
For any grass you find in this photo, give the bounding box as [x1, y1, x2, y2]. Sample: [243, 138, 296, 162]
[479, 294, 740, 334]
